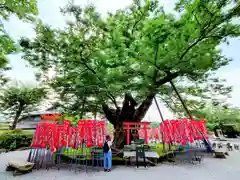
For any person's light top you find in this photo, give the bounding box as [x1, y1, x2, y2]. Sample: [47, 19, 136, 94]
[107, 141, 112, 152]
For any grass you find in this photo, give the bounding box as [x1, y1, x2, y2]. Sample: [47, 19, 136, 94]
[61, 147, 96, 160]
[152, 143, 177, 157]
[61, 143, 178, 161]
[0, 129, 35, 135]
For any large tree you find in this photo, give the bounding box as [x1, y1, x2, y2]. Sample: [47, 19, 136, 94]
[0, 0, 38, 84]
[20, 0, 240, 148]
[0, 86, 47, 129]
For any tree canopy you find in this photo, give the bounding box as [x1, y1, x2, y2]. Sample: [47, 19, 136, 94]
[20, 0, 240, 148]
[0, 86, 47, 129]
[0, 0, 38, 84]
[192, 105, 240, 131]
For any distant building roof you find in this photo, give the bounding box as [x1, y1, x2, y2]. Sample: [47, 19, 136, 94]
[19, 111, 62, 121]
[26, 111, 62, 116]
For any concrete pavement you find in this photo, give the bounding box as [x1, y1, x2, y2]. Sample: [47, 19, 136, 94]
[0, 150, 240, 180]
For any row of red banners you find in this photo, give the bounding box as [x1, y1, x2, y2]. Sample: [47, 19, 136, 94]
[31, 119, 208, 152]
[123, 119, 208, 145]
[31, 120, 106, 152]
[155, 119, 208, 144]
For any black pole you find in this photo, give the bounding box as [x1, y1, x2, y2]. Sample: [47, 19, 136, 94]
[154, 96, 164, 123]
[169, 80, 193, 120]
[153, 96, 169, 151]
[169, 81, 212, 151]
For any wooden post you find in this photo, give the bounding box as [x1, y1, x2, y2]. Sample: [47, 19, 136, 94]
[142, 122, 151, 144]
[123, 123, 131, 145]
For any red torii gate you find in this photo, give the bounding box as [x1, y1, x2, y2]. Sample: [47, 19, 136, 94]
[123, 122, 151, 145]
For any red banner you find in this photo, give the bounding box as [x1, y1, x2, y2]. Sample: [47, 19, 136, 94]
[31, 119, 208, 149]
[31, 120, 106, 150]
[159, 119, 208, 144]
[46, 124, 56, 152]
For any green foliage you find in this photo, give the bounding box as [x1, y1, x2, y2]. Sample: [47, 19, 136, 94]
[20, 0, 240, 118]
[62, 114, 80, 125]
[192, 105, 240, 131]
[151, 122, 160, 128]
[0, 130, 33, 151]
[0, 0, 38, 21]
[222, 125, 238, 136]
[0, 0, 38, 56]
[160, 78, 233, 117]
[0, 86, 47, 129]
[0, 86, 47, 115]
[0, 0, 38, 84]
[206, 123, 216, 131]
[62, 143, 177, 160]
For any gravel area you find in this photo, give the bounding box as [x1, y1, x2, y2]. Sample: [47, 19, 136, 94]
[0, 149, 240, 180]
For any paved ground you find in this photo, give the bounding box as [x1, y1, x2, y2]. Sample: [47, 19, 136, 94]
[0, 149, 240, 180]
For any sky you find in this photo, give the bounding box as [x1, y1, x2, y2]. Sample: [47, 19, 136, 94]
[2, 0, 240, 121]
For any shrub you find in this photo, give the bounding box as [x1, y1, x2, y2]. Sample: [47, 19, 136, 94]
[0, 131, 33, 151]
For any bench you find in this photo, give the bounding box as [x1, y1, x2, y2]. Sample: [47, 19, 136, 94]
[234, 144, 239, 150]
[213, 148, 227, 158]
[6, 160, 34, 176]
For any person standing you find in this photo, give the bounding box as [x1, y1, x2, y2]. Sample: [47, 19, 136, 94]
[103, 135, 112, 172]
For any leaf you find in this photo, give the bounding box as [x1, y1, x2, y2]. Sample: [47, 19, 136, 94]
[19, 0, 240, 117]
[0, 0, 38, 83]
[0, 86, 47, 122]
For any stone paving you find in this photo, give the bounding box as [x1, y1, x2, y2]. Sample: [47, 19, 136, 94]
[0, 150, 240, 180]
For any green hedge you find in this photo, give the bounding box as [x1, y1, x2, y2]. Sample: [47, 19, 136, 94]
[0, 130, 33, 151]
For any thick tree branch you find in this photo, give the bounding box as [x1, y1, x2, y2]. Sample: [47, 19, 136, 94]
[79, 61, 96, 74]
[0, 4, 14, 13]
[154, 72, 180, 87]
[132, 67, 180, 121]
[131, 13, 145, 34]
[134, 92, 155, 121]
[102, 103, 117, 125]
[11, 102, 24, 130]
[131, 2, 145, 34]
[123, 93, 137, 107]
[126, 68, 154, 80]
[80, 92, 86, 119]
[153, 44, 159, 82]
[193, 13, 201, 26]
[178, 6, 218, 63]
[120, 93, 137, 122]
[106, 94, 119, 110]
[179, 36, 205, 61]
[146, 17, 213, 74]
[65, 57, 119, 111]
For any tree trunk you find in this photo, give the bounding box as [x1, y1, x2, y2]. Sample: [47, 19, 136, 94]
[11, 106, 23, 130]
[102, 92, 155, 149]
[113, 123, 126, 149]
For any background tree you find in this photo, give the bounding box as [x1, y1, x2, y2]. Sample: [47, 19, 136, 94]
[20, 0, 240, 148]
[0, 86, 47, 129]
[0, 0, 38, 84]
[161, 77, 232, 118]
[192, 105, 240, 131]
